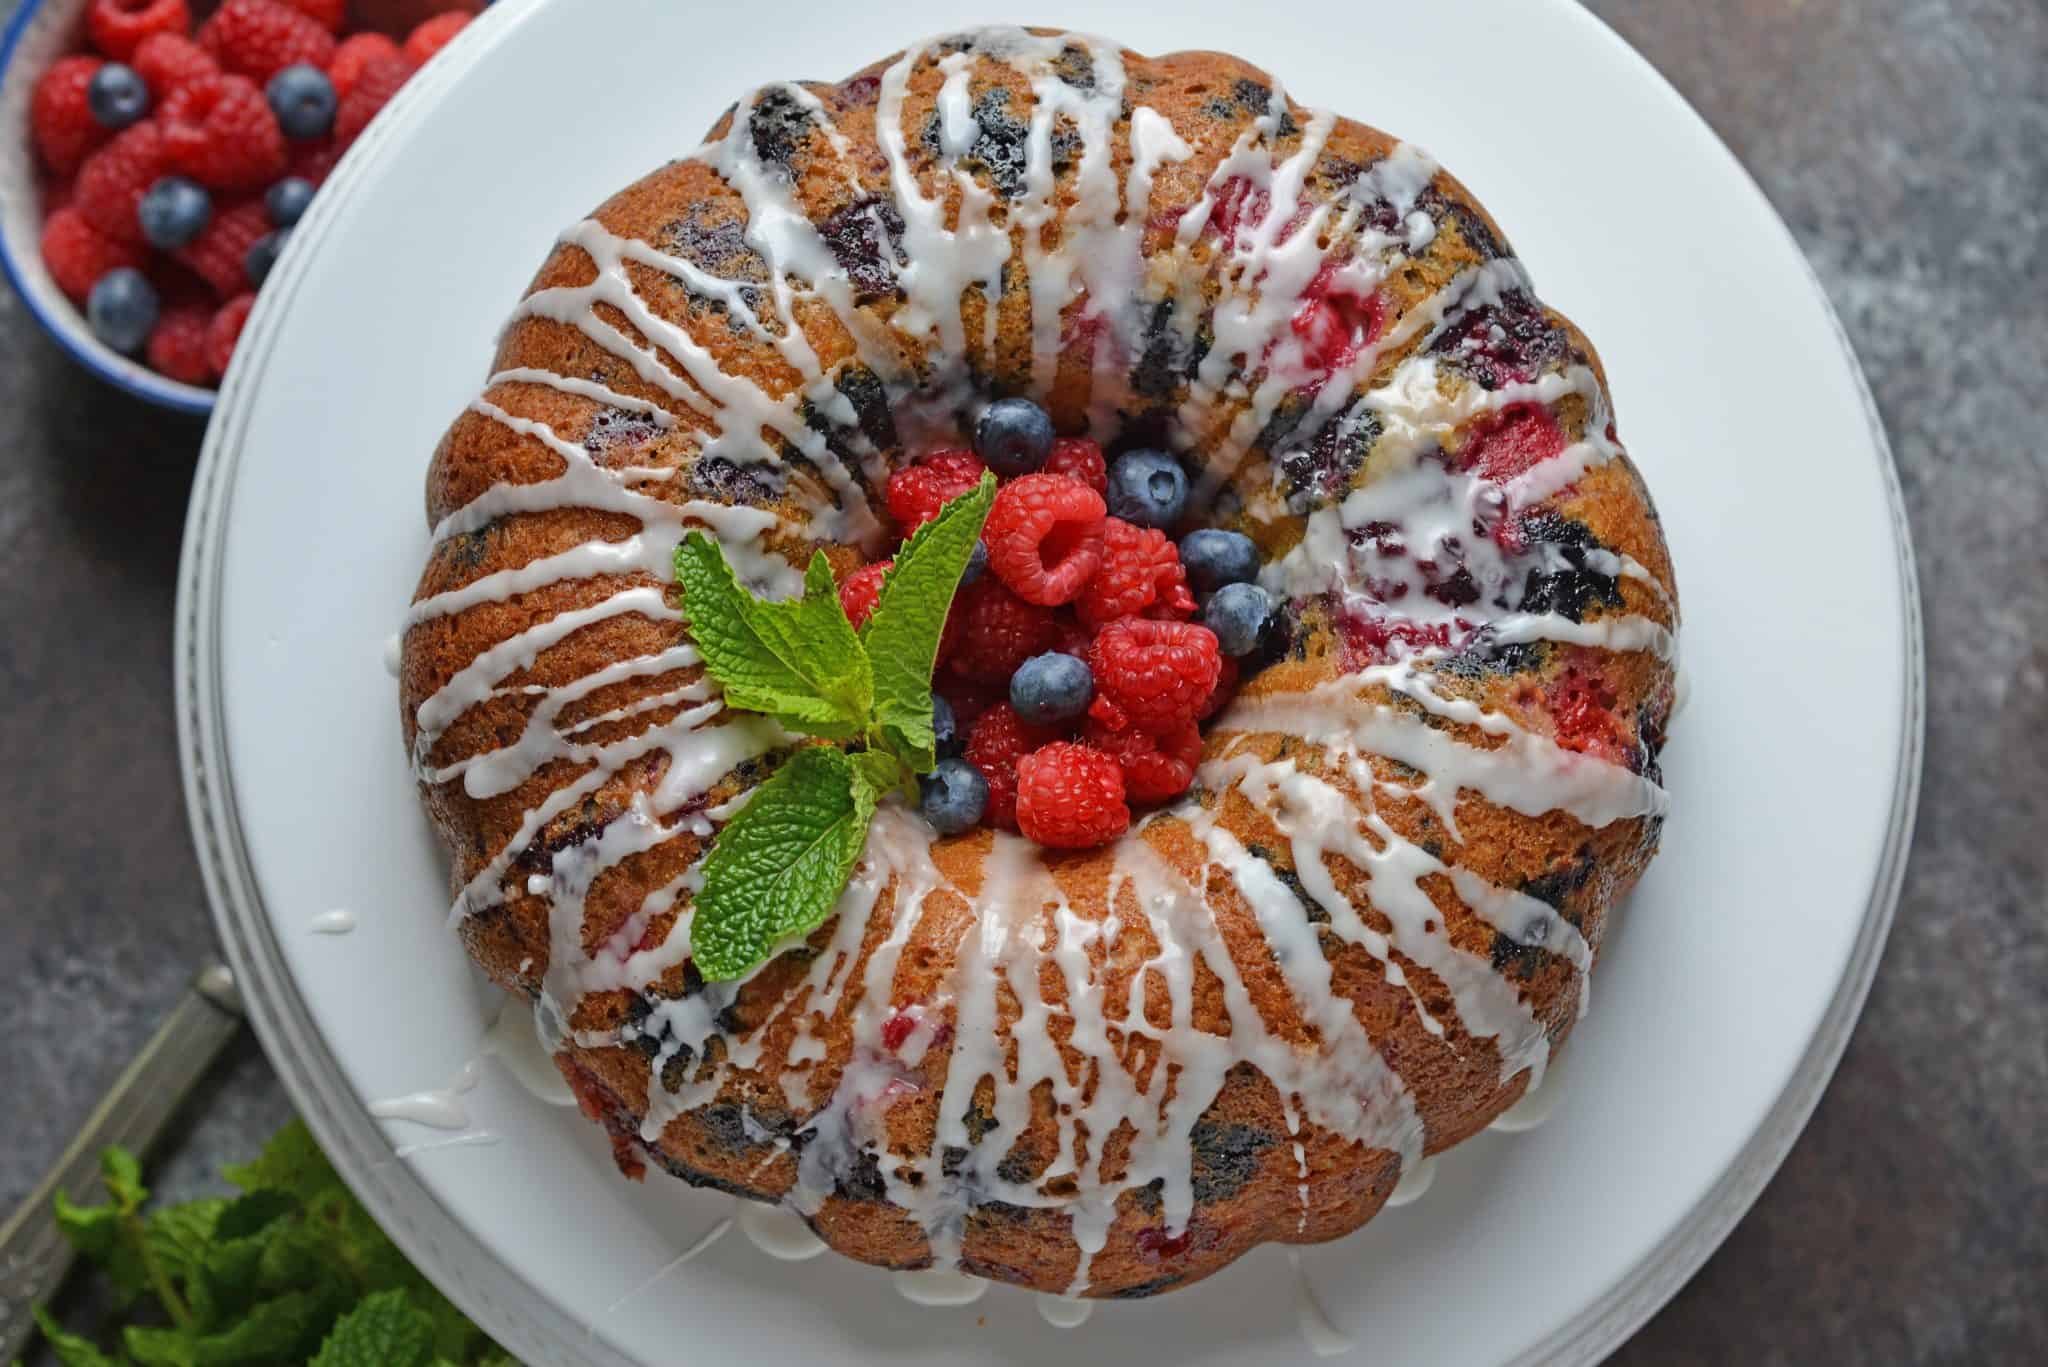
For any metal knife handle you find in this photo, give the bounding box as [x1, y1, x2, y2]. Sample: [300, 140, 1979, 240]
[0, 964, 245, 1360]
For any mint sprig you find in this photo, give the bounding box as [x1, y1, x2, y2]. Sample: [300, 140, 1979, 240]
[674, 473, 996, 981]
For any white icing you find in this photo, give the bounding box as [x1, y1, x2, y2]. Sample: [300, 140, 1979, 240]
[1037, 1294, 1094, 1328]
[1289, 1250, 1355, 1357]
[736, 1200, 829, 1261]
[893, 1266, 988, 1307]
[368, 1058, 482, 1130]
[308, 909, 356, 935]
[483, 1000, 575, 1107]
[1385, 1153, 1438, 1208]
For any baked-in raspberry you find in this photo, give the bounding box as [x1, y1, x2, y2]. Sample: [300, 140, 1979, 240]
[86, 0, 192, 62]
[280, 0, 346, 33]
[838, 560, 891, 629]
[146, 302, 214, 383]
[983, 473, 1106, 607]
[1197, 654, 1238, 721]
[885, 449, 985, 536]
[40, 207, 146, 302]
[964, 703, 1058, 831]
[160, 74, 287, 190]
[326, 31, 400, 100]
[132, 32, 219, 96]
[205, 292, 255, 376]
[1075, 517, 1197, 629]
[1290, 259, 1384, 376]
[1083, 719, 1201, 804]
[1088, 618, 1222, 734]
[1543, 656, 1629, 764]
[331, 52, 413, 147]
[1457, 402, 1567, 482]
[1016, 742, 1129, 848]
[32, 58, 111, 177]
[199, 0, 336, 83]
[74, 121, 167, 244]
[403, 11, 471, 64]
[946, 578, 1057, 684]
[173, 196, 266, 296]
[1043, 436, 1107, 493]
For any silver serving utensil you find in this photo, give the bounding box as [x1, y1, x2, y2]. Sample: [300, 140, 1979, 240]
[0, 964, 245, 1360]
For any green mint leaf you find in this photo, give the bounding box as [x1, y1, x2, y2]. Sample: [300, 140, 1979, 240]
[863, 472, 996, 771]
[189, 1288, 334, 1365]
[222, 1121, 339, 1204]
[852, 747, 912, 803]
[100, 1148, 147, 1213]
[31, 1309, 121, 1367]
[673, 535, 870, 736]
[310, 1290, 438, 1367]
[692, 746, 878, 980]
[146, 1199, 226, 1327]
[54, 1183, 146, 1301]
[121, 1325, 196, 1367]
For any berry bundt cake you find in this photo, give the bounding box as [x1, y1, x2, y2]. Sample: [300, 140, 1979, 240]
[399, 26, 1678, 1302]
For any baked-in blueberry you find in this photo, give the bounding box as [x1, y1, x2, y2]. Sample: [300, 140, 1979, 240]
[86, 268, 158, 355]
[86, 64, 149, 130]
[932, 693, 960, 758]
[1009, 651, 1093, 724]
[264, 176, 316, 228]
[245, 229, 291, 288]
[1203, 582, 1271, 656]
[266, 64, 337, 141]
[920, 758, 989, 835]
[1107, 449, 1188, 529]
[138, 176, 211, 250]
[1179, 529, 1259, 592]
[974, 398, 1055, 475]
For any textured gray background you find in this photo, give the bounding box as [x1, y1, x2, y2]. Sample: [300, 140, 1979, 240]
[3, 0, 2043, 1361]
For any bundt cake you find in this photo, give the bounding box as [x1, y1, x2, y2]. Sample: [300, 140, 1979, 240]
[399, 26, 1678, 1302]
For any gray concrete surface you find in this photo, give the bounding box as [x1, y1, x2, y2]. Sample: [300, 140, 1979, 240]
[3, 0, 2043, 1360]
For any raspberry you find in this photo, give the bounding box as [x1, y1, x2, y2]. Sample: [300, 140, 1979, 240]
[132, 32, 220, 98]
[159, 74, 287, 190]
[206, 292, 255, 376]
[838, 560, 891, 629]
[174, 197, 267, 296]
[326, 31, 400, 100]
[1197, 654, 1238, 722]
[40, 207, 146, 302]
[75, 121, 167, 244]
[146, 302, 214, 383]
[86, 0, 192, 63]
[938, 677, 1004, 730]
[281, 0, 347, 33]
[983, 473, 1106, 607]
[1290, 260, 1384, 376]
[1083, 720, 1201, 804]
[1458, 403, 1567, 482]
[403, 11, 471, 64]
[1043, 436, 1107, 493]
[1075, 518, 1197, 629]
[885, 449, 985, 536]
[32, 58, 111, 177]
[1088, 619, 1222, 734]
[332, 52, 413, 147]
[964, 703, 1058, 831]
[946, 579, 1056, 684]
[199, 0, 336, 83]
[1051, 617, 1093, 660]
[1016, 742, 1129, 848]
[1543, 658, 1627, 763]
[285, 136, 340, 186]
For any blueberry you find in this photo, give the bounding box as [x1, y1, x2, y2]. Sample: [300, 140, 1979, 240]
[932, 693, 960, 758]
[1203, 582, 1272, 657]
[974, 397, 1054, 475]
[245, 229, 291, 288]
[1009, 651, 1093, 725]
[1106, 449, 1188, 529]
[138, 177, 211, 250]
[960, 540, 988, 587]
[266, 64, 337, 141]
[919, 758, 989, 835]
[264, 176, 316, 228]
[86, 64, 149, 130]
[86, 268, 158, 355]
[1179, 529, 1260, 592]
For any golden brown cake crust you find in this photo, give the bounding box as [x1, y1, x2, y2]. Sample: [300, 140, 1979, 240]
[401, 29, 1677, 1299]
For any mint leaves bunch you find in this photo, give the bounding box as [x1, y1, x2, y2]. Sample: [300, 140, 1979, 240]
[32, 1123, 507, 1367]
[672, 473, 996, 982]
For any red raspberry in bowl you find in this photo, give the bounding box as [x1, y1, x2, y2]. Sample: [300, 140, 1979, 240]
[281, 0, 348, 33]
[173, 196, 267, 296]
[40, 207, 146, 302]
[1043, 436, 1107, 492]
[838, 560, 891, 629]
[160, 74, 288, 190]
[86, 0, 192, 63]
[403, 12, 472, 64]
[31, 57, 111, 176]
[963, 703, 1058, 831]
[1083, 718, 1201, 803]
[1075, 517, 1196, 628]
[886, 449, 985, 535]
[326, 31, 401, 100]
[1016, 742, 1129, 848]
[1088, 618, 1222, 734]
[199, 0, 337, 83]
[983, 473, 1106, 607]
[74, 121, 168, 244]
[132, 32, 221, 97]
[205, 292, 256, 376]
[146, 302, 215, 383]
[332, 53, 415, 147]
[946, 579, 1056, 684]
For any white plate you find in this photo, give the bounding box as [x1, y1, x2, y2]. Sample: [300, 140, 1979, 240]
[176, 1, 1922, 1363]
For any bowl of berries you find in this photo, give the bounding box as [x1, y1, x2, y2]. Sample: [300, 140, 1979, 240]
[0, 0, 482, 411]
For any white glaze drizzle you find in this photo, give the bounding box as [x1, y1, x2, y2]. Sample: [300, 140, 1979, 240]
[308, 908, 356, 935]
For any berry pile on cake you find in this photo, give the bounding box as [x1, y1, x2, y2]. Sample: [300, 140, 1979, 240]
[26, 0, 474, 385]
[863, 398, 1275, 850]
